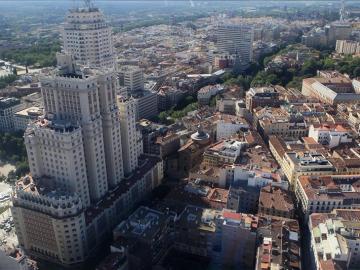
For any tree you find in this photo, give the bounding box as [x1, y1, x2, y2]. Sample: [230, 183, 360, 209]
[323, 58, 335, 70]
[301, 59, 322, 77]
[15, 162, 29, 177]
[353, 67, 360, 78]
[158, 111, 169, 123]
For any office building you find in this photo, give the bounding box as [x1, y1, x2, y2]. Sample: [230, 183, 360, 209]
[216, 24, 254, 64]
[118, 66, 144, 93]
[111, 206, 173, 269]
[131, 90, 158, 120]
[0, 97, 25, 131]
[117, 96, 143, 175]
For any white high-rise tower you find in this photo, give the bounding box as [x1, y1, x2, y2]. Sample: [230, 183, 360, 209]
[62, 4, 115, 69]
[117, 96, 143, 175]
[11, 2, 164, 266]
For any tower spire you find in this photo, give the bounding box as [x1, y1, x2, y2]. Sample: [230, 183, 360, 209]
[84, 0, 92, 9]
[340, 0, 346, 21]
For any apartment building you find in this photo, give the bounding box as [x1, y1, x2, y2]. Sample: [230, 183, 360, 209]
[309, 209, 360, 270]
[215, 114, 249, 140]
[203, 140, 245, 167]
[296, 175, 360, 218]
[214, 209, 258, 269]
[308, 123, 353, 148]
[256, 216, 301, 270]
[175, 206, 258, 269]
[197, 84, 224, 105]
[0, 248, 38, 270]
[254, 107, 308, 140]
[258, 185, 295, 219]
[245, 86, 282, 112]
[269, 136, 334, 188]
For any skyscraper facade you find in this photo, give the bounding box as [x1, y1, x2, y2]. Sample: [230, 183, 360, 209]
[62, 7, 115, 69]
[11, 4, 163, 266]
[216, 24, 254, 64]
[117, 96, 143, 175]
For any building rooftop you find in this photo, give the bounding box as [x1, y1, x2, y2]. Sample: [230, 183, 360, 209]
[113, 206, 171, 242]
[298, 175, 360, 202]
[259, 185, 294, 214]
[96, 252, 127, 270]
[85, 155, 161, 224]
[15, 106, 42, 117]
[257, 216, 300, 270]
[27, 118, 80, 134]
[164, 181, 228, 213]
[0, 97, 20, 109]
[177, 206, 218, 233]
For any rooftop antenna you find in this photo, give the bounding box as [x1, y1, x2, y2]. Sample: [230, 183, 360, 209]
[340, 0, 346, 21]
[84, 0, 92, 9]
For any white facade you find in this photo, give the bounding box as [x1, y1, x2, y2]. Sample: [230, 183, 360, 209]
[25, 120, 91, 207]
[308, 124, 352, 148]
[216, 120, 249, 140]
[216, 24, 253, 63]
[117, 96, 143, 175]
[12, 176, 88, 265]
[336, 40, 360, 55]
[309, 215, 360, 269]
[120, 66, 144, 93]
[219, 166, 288, 189]
[11, 3, 162, 267]
[62, 7, 115, 69]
